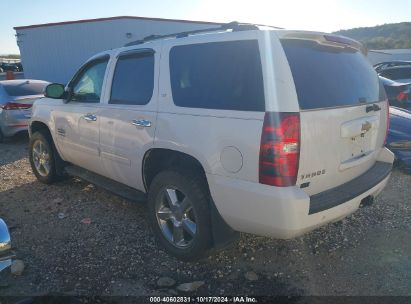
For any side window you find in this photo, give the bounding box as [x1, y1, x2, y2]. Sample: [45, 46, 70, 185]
[169, 40, 265, 111]
[110, 51, 154, 105]
[70, 57, 109, 103]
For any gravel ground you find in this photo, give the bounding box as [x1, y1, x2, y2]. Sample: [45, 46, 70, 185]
[0, 134, 410, 298]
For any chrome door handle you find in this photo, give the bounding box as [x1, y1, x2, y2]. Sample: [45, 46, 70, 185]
[83, 114, 97, 122]
[131, 119, 151, 127]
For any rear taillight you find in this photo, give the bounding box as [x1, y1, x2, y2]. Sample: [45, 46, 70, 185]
[259, 112, 300, 187]
[397, 91, 408, 102]
[1, 102, 32, 110]
[384, 101, 390, 145]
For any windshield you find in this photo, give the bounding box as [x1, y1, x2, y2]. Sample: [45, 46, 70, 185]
[281, 39, 385, 109]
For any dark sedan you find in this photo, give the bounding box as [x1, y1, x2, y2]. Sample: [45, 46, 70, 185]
[380, 76, 411, 109]
[387, 107, 411, 173]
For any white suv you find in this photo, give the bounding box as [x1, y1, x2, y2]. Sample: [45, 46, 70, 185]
[29, 23, 394, 260]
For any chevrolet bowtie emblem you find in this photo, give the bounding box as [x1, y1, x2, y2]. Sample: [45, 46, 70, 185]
[361, 121, 372, 132]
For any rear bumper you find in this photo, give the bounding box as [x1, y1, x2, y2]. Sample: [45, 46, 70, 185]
[208, 148, 394, 239]
[0, 110, 29, 137]
[309, 161, 392, 214]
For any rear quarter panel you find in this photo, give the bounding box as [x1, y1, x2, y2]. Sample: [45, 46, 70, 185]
[155, 31, 268, 182]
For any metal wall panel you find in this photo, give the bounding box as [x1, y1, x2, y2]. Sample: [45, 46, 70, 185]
[16, 18, 219, 83]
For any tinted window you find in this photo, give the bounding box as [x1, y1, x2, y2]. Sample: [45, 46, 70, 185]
[281, 39, 385, 110]
[169, 40, 265, 111]
[379, 67, 411, 81]
[3, 82, 47, 96]
[71, 57, 109, 103]
[110, 51, 154, 105]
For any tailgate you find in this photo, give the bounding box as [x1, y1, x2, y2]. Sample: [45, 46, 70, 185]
[280, 34, 388, 195]
[299, 103, 387, 195]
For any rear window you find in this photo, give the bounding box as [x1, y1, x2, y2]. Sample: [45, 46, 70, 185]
[281, 39, 385, 110]
[379, 67, 411, 81]
[169, 40, 265, 111]
[3, 82, 47, 97]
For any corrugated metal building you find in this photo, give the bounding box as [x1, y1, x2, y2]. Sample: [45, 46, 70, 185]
[14, 16, 221, 83]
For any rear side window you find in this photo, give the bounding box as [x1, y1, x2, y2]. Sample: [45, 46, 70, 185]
[379, 67, 411, 81]
[3, 82, 47, 96]
[110, 51, 154, 105]
[169, 40, 265, 111]
[281, 39, 385, 110]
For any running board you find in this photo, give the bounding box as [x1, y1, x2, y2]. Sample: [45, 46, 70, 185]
[64, 166, 147, 203]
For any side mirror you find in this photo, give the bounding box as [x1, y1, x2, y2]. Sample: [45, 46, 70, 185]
[0, 219, 12, 273]
[45, 83, 66, 99]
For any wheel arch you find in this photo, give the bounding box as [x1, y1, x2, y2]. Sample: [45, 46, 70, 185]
[29, 120, 66, 175]
[30, 120, 51, 137]
[142, 148, 239, 249]
[142, 148, 209, 192]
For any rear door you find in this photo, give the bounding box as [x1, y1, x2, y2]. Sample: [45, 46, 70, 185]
[98, 44, 159, 190]
[279, 35, 388, 195]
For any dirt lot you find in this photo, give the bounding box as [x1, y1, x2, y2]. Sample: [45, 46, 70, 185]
[0, 134, 410, 298]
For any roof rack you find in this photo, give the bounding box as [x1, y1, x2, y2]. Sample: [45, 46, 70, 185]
[124, 21, 274, 47]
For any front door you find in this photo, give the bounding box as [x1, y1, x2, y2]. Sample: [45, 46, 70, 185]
[53, 56, 110, 175]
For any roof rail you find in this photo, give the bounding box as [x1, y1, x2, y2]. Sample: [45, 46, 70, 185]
[124, 21, 265, 47]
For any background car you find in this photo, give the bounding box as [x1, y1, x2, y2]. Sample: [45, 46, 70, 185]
[0, 63, 19, 72]
[15, 62, 23, 72]
[374, 61, 411, 72]
[375, 61, 411, 83]
[0, 79, 49, 142]
[380, 76, 411, 109]
[386, 106, 411, 173]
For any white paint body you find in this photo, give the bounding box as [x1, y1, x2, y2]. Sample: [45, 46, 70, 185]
[30, 28, 394, 239]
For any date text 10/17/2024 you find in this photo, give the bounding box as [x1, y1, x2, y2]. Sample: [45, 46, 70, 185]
[149, 296, 258, 303]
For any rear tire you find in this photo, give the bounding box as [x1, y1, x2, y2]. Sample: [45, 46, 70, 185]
[147, 169, 212, 261]
[29, 131, 60, 184]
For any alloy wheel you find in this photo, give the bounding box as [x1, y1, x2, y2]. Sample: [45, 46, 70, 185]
[32, 139, 51, 177]
[155, 188, 198, 248]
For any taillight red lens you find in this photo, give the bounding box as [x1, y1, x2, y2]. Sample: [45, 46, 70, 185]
[1, 102, 32, 110]
[259, 112, 300, 187]
[397, 91, 408, 102]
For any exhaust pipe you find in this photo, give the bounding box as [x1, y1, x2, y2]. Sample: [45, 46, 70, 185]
[360, 195, 374, 208]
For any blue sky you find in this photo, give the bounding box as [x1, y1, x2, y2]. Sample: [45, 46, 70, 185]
[2, 0, 411, 54]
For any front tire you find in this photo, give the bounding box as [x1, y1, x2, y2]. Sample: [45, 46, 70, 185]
[29, 131, 59, 184]
[148, 170, 212, 261]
